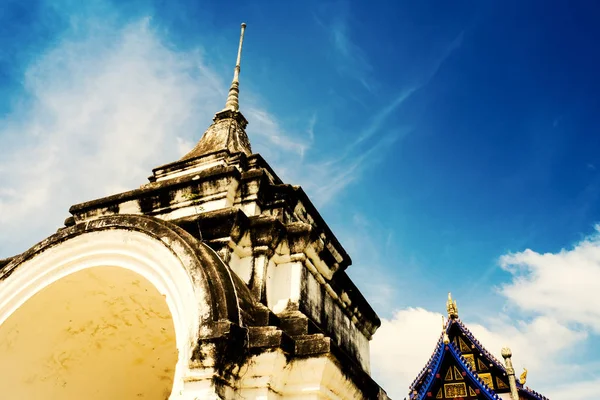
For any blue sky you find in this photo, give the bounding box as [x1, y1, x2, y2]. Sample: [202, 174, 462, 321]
[1, 0, 600, 398]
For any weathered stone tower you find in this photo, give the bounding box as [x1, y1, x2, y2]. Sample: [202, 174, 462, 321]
[0, 24, 389, 399]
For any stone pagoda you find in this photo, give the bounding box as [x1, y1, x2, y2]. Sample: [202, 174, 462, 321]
[0, 23, 389, 400]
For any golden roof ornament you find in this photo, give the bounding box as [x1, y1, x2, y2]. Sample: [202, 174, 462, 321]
[223, 23, 247, 112]
[519, 368, 528, 385]
[446, 292, 459, 319]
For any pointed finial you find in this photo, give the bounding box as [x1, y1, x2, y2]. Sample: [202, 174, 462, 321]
[447, 292, 459, 319]
[501, 347, 521, 400]
[223, 23, 247, 112]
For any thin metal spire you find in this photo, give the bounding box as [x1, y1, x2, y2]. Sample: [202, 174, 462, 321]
[224, 23, 247, 112]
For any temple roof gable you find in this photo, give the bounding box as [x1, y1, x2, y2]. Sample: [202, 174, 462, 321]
[409, 297, 549, 400]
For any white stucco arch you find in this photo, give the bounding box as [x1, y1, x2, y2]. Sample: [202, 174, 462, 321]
[0, 215, 239, 399]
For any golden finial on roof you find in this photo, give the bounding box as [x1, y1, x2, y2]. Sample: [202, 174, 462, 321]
[519, 368, 528, 385]
[446, 292, 459, 319]
[223, 23, 247, 112]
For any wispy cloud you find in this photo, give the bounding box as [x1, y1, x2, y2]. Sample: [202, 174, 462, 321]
[341, 213, 404, 314]
[314, 11, 373, 92]
[499, 224, 600, 333]
[329, 17, 372, 74]
[307, 113, 317, 143]
[425, 31, 464, 83]
[246, 107, 312, 158]
[0, 18, 201, 255]
[270, 101, 410, 207]
[301, 8, 466, 207]
[311, 131, 402, 204]
[351, 30, 463, 148]
[353, 88, 417, 147]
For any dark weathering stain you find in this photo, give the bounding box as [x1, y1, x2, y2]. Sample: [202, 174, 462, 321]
[105, 203, 119, 214]
[138, 189, 176, 214]
[0, 257, 17, 281]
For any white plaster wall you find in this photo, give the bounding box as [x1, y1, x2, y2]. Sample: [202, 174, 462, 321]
[157, 197, 230, 220]
[0, 266, 177, 400]
[0, 229, 205, 399]
[240, 201, 261, 216]
[118, 199, 142, 214]
[155, 160, 227, 182]
[229, 252, 254, 285]
[266, 260, 303, 314]
[236, 351, 366, 400]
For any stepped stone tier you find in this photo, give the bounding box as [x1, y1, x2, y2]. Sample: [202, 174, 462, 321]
[408, 294, 549, 400]
[0, 24, 390, 399]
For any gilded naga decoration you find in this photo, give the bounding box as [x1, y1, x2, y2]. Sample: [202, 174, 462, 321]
[519, 368, 528, 385]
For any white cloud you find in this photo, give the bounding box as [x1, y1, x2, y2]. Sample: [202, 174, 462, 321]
[371, 226, 600, 400]
[0, 18, 211, 256]
[370, 307, 443, 399]
[499, 226, 600, 333]
[548, 378, 600, 399]
[467, 316, 587, 381]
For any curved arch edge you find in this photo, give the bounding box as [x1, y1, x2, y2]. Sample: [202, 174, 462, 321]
[1, 214, 241, 326]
